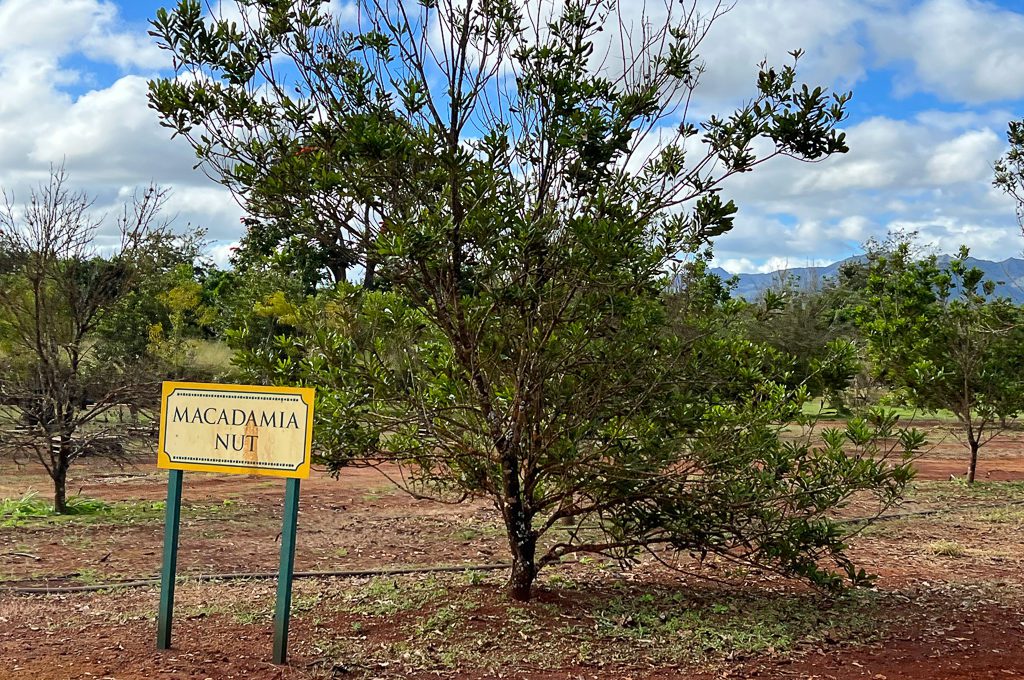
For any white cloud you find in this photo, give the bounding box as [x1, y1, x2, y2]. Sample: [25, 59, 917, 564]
[0, 0, 240, 246]
[161, 186, 246, 241]
[692, 0, 870, 106]
[208, 241, 241, 268]
[925, 129, 1003, 185]
[0, 0, 164, 69]
[0, 0, 103, 54]
[717, 256, 758, 273]
[717, 254, 831, 275]
[207, 0, 357, 29]
[29, 76, 200, 185]
[720, 113, 1013, 204]
[80, 27, 166, 71]
[710, 107, 1021, 270]
[886, 216, 1020, 260]
[870, 0, 1024, 104]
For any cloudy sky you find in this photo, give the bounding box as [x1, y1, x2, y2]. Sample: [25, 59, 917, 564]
[0, 0, 1021, 272]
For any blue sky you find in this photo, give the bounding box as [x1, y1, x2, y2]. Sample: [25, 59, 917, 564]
[0, 0, 1022, 272]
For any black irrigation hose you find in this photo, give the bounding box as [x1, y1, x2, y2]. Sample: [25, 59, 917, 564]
[0, 562, 511, 595]
[4, 499, 1023, 596]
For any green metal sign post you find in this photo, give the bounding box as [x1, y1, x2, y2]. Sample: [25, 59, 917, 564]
[273, 478, 301, 664]
[157, 469, 183, 650]
[155, 474, 304, 665]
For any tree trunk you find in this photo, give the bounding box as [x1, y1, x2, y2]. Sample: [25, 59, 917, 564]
[967, 439, 980, 484]
[326, 258, 348, 287]
[53, 462, 69, 514]
[501, 484, 537, 601]
[507, 529, 537, 602]
[50, 435, 72, 514]
[363, 257, 377, 290]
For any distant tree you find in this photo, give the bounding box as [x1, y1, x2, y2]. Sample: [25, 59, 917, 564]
[151, 0, 919, 600]
[851, 242, 1024, 483]
[994, 119, 1024, 232]
[0, 167, 201, 512]
[94, 237, 215, 365]
[745, 275, 860, 414]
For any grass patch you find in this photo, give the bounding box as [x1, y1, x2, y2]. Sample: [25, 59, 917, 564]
[927, 540, 966, 557]
[72, 568, 106, 585]
[0, 492, 112, 527]
[800, 399, 960, 423]
[416, 602, 470, 636]
[191, 339, 234, 373]
[0, 492, 246, 528]
[451, 522, 503, 543]
[360, 485, 398, 501]
[312, 572, 884, 673]
[340, 575, 451, 617]
[188, 599, 266, 625]
[911, 480, 1024, 504]
[857, 517, 911, 537]
[0, 492, 58, 525]
[973, 506, 1024, 523]
[874, 405, 958, 422]
[231, 564, 964, 680]
[586, 586, 880, 661]
[800, 399, 849, 419]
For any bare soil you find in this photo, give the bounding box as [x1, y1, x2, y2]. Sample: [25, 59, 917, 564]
[1, 423, 1023, 679]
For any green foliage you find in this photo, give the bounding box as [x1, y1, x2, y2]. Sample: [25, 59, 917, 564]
[742, 275, 861, 411]
[236, 280, 919, 595]
[153, 0, 913, 600]
[994, 119, 1024, 230]
[95, 251, 219, 369]
[0, 492, 56, 525]
[0, 170, 213, 511]
[148, 0, 404, 287]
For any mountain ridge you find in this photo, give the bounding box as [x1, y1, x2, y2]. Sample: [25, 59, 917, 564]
[714, 255, 1024, 303]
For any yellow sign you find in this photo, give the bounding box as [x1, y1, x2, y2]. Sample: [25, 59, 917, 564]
[157, 381, 314, 478]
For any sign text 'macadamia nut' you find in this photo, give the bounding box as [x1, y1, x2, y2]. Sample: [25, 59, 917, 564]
[158, 382, 314, 478]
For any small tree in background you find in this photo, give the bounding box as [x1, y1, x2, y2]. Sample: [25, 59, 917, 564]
[151, 0, 920, 600]
[0, 167, 202, 512]
[852, 242, 1024, 483]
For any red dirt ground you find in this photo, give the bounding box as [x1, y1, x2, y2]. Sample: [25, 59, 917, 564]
[1, 422, 1023, 679]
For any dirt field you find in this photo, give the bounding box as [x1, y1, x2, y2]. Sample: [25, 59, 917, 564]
[1, 422, 1023, 679]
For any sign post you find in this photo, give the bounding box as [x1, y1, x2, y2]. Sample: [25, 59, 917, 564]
[156, 468, 183, 650]
[273, 477, 301, 664]
[155, 381, 314, 665]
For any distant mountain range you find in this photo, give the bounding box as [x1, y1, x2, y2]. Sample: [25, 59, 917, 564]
[712, 256, 1024, 304]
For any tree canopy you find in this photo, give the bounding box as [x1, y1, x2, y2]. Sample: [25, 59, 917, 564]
[150, 0, 919, 600]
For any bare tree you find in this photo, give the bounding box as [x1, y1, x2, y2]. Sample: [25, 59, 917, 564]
[0, 166, 193, 512]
